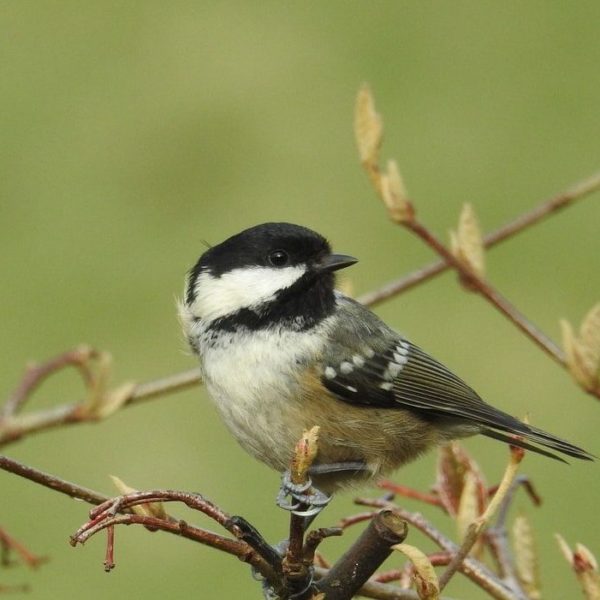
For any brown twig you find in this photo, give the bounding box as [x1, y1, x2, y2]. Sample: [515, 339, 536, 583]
[302, 527, 342, 566]
[355, 85, 600, 400]
[0, 455, 109, 505]
[337, 510, 378, 529]
[437, 446, 524, 592]
[377, 480, 442, 508]
[0, 455, 279, 586]
[314, 510, 408, 600]
[0, 360, 201, 448]
[0, 527, 46, 569]
[0, 346, 98, 419]
[402, 216, 565, 365]
[357, 170, 600, 308]
[353, 497, 525, 600]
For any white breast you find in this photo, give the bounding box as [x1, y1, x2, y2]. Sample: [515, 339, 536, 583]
[191, 322, 328, 468]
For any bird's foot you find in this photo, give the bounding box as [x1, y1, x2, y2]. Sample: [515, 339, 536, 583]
[276, 470, 331, 518]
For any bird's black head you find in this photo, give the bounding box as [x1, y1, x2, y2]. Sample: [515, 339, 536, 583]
[184, 222, 357, 330]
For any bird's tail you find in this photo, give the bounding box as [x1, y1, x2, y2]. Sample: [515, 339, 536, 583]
[481, 420, 594, 463]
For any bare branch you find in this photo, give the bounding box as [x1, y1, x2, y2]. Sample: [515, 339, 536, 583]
[314, 510, 408, 600]
[0, 364, 201, 449]
[402, 217, 566, 366]
[0, 454, 109, 505]
[354, 85, 600, 400]
[352, 496, 526, 600]
[437, 446, 524, 592]
[358, 170, 600, 308]
[0, 527, 46, 569]
[0, 455, 279, 585]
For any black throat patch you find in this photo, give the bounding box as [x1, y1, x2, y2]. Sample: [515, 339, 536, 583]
[207, 271, 336, 332]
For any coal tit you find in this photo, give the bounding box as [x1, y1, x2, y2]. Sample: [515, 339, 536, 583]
[179, 222, 592, 494]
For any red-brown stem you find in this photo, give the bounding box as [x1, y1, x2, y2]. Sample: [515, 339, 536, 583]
[402, 216, 565, 365]
[0, 455, 277, 584]
[0, 455, 109, 505]
[0, 368, 201, 448]
[104, 525, 115, 572]
[358, 171, 600, 308]
[487, 475, 542, 507]
[87, 490, 233, 531]
[338, 510, 378, 529]
[0, 527, 46, 569]
[437, 447, 523, 592]
[377, 480, 442, 507]
[0, 347, 98, 419]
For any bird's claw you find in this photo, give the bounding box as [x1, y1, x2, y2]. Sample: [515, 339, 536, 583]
[276, 471, 331, 517]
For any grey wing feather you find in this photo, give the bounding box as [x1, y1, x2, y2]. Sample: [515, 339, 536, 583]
[321, 295, 593, 462]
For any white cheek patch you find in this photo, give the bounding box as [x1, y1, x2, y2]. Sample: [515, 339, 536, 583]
[190, 265, 307, 321]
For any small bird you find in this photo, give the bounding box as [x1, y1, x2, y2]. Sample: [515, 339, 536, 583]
[179, 222, 592, 499]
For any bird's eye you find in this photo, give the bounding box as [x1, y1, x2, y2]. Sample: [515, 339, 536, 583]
[268, 250, 289, 267]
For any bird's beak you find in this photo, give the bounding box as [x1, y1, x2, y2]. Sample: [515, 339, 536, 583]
[316, 253, 358, 273]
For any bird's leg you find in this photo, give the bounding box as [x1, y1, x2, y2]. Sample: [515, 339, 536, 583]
[276, 461, 369, 519]
[276, 470, 330, 518]
[308, 461, 368, 476]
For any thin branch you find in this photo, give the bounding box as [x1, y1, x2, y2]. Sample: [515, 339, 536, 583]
[0, 365, 201, 449]
[377, 480, 442, 508]
[0, 454, 109, 506]
[128, 368, 201, 404]
[0, 346, 97, 419]
[314, 510, 408, 600]
[0, 527, 46, 569]
[437, 447, 524, 591]
[302, 527, 342, 566]
[358, 170, 600, 308]
[72, 512, 254, 565]
[402, 216, 565, 365]
[352, 497, 525, 600]
[0, 455, 278, 585]
[354, 87, 600, 397]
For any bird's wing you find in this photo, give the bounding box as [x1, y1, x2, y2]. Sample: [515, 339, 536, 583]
[320, 295, 593, 461]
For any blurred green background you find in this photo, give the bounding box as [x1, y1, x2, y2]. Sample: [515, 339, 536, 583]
[1, 2, 599, 598]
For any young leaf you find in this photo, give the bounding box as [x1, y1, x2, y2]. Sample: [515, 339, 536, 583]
[556, 534, 600, 600]
[513, 513, 541, 599]
[450, 203, 486, 280]
[354, 83, 383, 168]
[560, 303, 600, 394]
[393, 543, 440, 600]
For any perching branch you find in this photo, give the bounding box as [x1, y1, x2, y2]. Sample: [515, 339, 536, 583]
[314, 510, 408, 600]
[0, 449, 422, 600]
